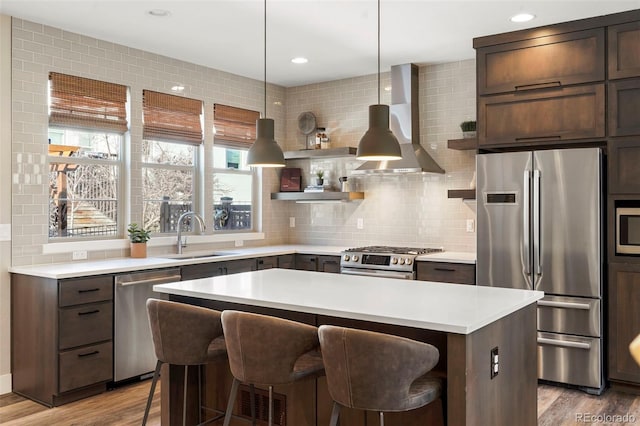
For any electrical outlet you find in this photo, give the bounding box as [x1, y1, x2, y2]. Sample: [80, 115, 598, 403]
[466, 219, 475, 233]
[72, 250, 87, 260]
[289, 217, 295, 228]
[235, 240, 244, 247]
[490, 346, 499, 379]
[357, 218, 364, 229]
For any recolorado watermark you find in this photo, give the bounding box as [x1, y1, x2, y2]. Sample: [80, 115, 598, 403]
[576, 413, 637, 423]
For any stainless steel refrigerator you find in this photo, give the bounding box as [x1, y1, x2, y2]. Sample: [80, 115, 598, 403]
[477, 147, 604, 394]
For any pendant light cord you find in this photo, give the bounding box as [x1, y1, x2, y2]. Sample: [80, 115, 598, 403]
[377, 0, 380, 105]
[264, 0, 267, 118]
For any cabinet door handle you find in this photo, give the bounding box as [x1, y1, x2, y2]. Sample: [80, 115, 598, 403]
[78, 309, 100, 316]
[78, 288, 100, 294]
[515, 81, 561, 91]
[434, 267, 456, 272]
[78, 350, 100, 358]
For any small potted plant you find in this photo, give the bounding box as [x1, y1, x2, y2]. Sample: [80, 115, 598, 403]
[460, 120, 477, 139]
[127, 223, 151, 258]
[316, 170, 324, 186]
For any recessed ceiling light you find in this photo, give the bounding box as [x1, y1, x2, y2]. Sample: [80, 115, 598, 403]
[510, 13, 535, 23]
[291, 57, 308, 64]
[148, 9, 171, 17]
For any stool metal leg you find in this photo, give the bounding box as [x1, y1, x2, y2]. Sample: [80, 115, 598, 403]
[183, 365, 189, 426]
[142, 360, 162, 426]
[268, 385, 273, 426]
[379, 411, 384, 426]
[223, 378, 240, 426]
[249, 384, 257, 426]
[329, 402, 341, 426]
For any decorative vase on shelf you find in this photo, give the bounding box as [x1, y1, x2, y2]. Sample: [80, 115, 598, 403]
[463, 131, 477, 139]
[130, 242, 147, 259]
[316, 178, 324, 186]
[460, 121, 477, 139]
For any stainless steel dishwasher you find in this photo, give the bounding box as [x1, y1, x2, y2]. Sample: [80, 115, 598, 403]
[114, 268, 181, 382]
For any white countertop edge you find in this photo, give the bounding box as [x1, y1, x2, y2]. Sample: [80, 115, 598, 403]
[416, 252, 476, 264]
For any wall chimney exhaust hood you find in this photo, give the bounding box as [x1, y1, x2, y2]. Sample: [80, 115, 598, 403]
[353, 63, 445, 175]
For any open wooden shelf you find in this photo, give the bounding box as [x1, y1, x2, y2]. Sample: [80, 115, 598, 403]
[447, 138, 477, 150]
[447, 189, 476, 200]
[271, 191, 364, 202]
[283, 147, 357, 160]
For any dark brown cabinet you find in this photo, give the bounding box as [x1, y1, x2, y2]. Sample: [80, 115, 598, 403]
[416, 261, 476, 285]
[609, 21, 640, 80]
[477, 28, 604, 96]
[11, 274, 114, 406]
[478, 84, 605, 148]
[609, 79, 640, 137]
[181, 258, 257, 280]
[295, 254, 341, 273]
[608, 263, 640, 384]
[609, 139, 640, 194]
[256, 254, 296, 270]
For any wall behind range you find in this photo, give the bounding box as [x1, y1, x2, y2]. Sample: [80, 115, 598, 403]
[283, 60, 477, 252]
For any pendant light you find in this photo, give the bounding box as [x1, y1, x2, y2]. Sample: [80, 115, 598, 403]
[247, 0, 285, 167]
[356, 0, 402, 161]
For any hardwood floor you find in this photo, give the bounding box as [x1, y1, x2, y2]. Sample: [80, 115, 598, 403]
[1, 381, 639, 425]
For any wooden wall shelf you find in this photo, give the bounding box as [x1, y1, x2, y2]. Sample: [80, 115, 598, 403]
[271, 191, 364, 202]
[448, 189, 476, 200]
[447, 138, 477, 150]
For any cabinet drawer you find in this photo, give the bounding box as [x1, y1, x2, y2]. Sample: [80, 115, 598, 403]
[59, 301, 113, 350]
[609, 79, 640, 137]
[537, 295, 600, 337]
[609, 21, 640, 80]
[537, 332, 601, 389]
[59, 276, 113, 307]
[477, 28, 604, 95]
[59, 341, 112, 393]
[478, 84, 605, 147]
[416, 262, 475, 284]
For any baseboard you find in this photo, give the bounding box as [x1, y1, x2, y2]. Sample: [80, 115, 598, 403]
[0, 373, 11, 395]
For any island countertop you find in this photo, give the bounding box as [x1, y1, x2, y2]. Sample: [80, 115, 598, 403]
[153, 268, 542, 334]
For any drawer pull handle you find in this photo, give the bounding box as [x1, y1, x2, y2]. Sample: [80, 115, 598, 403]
[78, 309, 100, 316]
[515, 81, 561, 91]
[537, 337, 591, 350]
[78, 350, 100, 358]
[538, 300, 591, 310]
[78, 288, 100, 294]
[434, 267, 456, 272]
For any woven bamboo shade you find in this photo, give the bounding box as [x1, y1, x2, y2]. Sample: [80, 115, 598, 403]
[214, 104, 260, 149]
[143, 90, 204, 145]
[49, 72, 128, 133]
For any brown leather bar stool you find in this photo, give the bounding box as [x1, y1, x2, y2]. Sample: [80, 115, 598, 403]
[144, 299, 227, 426]
[221, 310, 325, 426]
[318, 325, 443, 426]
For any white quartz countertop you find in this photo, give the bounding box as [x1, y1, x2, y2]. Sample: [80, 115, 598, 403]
[153, 269, 540, 335]
[9, 245, 475, 279]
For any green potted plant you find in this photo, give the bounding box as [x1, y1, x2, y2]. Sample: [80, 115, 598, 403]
[460, 120, 477, 138]
[316, 170, 324, 186]
[127, 223, 151, 258]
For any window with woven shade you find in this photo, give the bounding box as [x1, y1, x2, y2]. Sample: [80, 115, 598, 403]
[143, 90, 203, 145]
[212, 104, 258, 232]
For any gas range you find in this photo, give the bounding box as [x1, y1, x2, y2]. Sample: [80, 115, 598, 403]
[340, 246, 444, 280]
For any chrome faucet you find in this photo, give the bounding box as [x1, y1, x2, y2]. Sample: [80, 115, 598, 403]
[176, 211, 206, 254]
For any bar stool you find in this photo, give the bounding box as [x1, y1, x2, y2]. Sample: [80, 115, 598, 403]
[631, 333, 640, 366]
[318, 325, 443, 426]
[221, 310, 325, 426]
[144, 299, 227, 426]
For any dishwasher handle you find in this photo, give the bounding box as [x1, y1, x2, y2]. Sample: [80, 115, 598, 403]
[115, 270, 181, 287]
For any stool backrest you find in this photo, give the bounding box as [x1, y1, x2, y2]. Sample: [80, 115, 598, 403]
[146, 299, 223, 365]
[318, 325, 439, 412]
[221, 310, 320, 384]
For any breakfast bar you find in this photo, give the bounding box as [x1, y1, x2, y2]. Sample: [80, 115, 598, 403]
[154, 268, 543, 426]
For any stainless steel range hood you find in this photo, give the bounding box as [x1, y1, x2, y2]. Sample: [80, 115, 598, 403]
[353, 63, 445, 174]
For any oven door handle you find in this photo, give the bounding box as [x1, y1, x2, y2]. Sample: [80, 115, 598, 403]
[340, 269, 414, 280]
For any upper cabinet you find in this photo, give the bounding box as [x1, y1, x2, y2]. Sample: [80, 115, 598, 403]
[609, 21, 640, 80]
[477, 28, 605, 96]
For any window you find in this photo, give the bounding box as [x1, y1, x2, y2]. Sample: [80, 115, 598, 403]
[142, 90, 203, 234]
[213, 104, 259, 231]
[48, 73, 127, 239]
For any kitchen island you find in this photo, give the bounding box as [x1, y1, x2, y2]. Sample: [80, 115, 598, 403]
[154, 268, 543, 426]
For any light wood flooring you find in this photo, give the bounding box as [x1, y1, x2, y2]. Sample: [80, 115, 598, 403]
[1, 381, 639, 425]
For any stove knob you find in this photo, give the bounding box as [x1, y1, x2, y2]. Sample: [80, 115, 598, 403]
[391, 257, 398, 264]
[399, 258, 406, 265]
[343, 255, 350, 262]
[406, 258, 413, 265]
[352, 255, 359, 262]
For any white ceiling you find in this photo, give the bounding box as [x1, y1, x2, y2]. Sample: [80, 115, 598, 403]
[2, 0, 639, 87]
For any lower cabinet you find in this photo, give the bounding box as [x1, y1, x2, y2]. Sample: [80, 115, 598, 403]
[181, 258, 257, 280]
[295, 254, 341, 273]
[256, 254, 296, 270]
[11, 274, 114, 406]
[416, 261, 476, 285]
[608, 262, 640, 385]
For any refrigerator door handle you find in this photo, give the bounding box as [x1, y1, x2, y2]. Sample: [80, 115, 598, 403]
[523, 170, 531, 275]
[533, 169, 542, 275]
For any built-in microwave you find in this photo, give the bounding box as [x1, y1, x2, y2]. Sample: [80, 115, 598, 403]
[616, 206, 640, 255]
